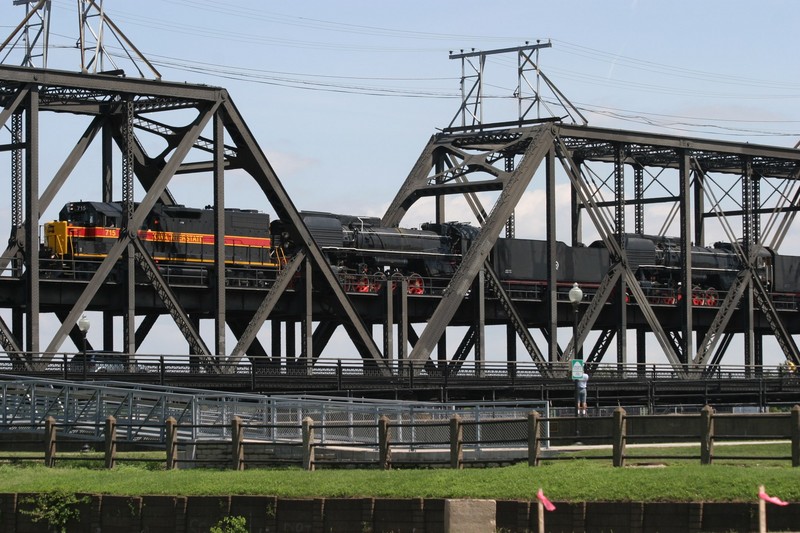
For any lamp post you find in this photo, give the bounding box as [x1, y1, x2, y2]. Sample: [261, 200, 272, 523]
[568, 282, 583, 357]
[77, 314, 90, 380]
[568, 283, 583, 418]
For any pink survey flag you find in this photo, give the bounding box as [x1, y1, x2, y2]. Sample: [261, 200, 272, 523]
[759, 488, 789, 507]
[537, 488, 556, 511]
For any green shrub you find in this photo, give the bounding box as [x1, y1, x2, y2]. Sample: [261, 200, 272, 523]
[210, 515, 248, 533]
[20, 490, 90, 533]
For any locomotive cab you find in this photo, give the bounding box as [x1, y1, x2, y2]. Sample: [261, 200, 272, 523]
[44, 202, 124, 259]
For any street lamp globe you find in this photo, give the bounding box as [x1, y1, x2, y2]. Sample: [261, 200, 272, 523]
[568, 282, 583, 306]
[77, 314, 91, 334]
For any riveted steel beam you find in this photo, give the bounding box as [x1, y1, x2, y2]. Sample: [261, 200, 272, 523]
[407, 126, 554, 363]
[42, 99, 220, 358]
[219, 99, 390, 373]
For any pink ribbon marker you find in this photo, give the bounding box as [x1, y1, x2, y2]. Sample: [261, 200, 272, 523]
[537, 488, 556, 512]
[759, 489, 789, 507]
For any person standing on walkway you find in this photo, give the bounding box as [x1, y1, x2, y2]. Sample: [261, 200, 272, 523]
[576, 372, 589, 416]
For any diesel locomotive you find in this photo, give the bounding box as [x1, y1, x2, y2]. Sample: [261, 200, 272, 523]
[41, 201, 279, 284]
[39, 201, 799, 306]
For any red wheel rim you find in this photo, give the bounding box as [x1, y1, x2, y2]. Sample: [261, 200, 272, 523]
[408, 274, 424, 295]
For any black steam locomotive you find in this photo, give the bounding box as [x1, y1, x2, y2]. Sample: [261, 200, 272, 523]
[272, 212, 480, 294]
[492, 232, 800, 307]
[40, 201, 799, 305]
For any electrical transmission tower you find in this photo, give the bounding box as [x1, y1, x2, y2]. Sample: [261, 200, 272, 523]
[1, 0, 160, 78]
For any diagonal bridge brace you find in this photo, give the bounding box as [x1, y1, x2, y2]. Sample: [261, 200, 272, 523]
[220, 98, 390, 373]
[693, 252, 800, 369]
[131, 238, 216, 371]
[406, 126, 555, 364]
[555, 134, 686, 374]
[41, 99, 221, 360]
[483, 262, 552, 376]
[226, 251, 306, 364]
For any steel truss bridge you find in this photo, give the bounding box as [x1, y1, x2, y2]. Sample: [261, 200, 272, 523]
[1, 64, 800, 397]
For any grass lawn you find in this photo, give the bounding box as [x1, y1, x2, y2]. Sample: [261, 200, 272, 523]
[0, 443, 795, 503]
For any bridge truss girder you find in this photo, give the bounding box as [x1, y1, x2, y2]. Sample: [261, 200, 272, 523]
[0, 65, 389, 374]
[3, 65, 800, 377]
[382, 122, 800, 375]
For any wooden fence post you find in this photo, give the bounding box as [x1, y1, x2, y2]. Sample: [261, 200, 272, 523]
[165, 417, 178, 470]
[700, 405, 714, 465]
[231, 416, 244, 471]
[302, 417, 315, 471]
[612, 407, 626, 467]
[378, 415, 391, 470]
[528, 411, 541, 467]
[791, 405, 800, 467]
[450, 415, 463, 469]
[44, 416, 56, 467]
[104, 415, 117, 469]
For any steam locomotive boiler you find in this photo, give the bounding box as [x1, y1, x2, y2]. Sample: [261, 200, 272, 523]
[271, 212, 480, 294]
[490, 232, 798, 307]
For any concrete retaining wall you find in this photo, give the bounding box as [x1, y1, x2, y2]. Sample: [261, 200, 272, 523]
[0, 493, 798, 532]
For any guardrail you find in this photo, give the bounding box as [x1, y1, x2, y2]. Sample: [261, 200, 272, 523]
[3, 356, 799, 411]
[2, 406, 798, 470]
[2, 352, 799, 381]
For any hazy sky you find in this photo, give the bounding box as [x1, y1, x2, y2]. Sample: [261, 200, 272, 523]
[1, 1, 798, 366]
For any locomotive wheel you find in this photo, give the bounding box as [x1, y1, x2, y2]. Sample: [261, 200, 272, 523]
[692, 286, 704, 306]
[705, 287, 718, 306]
[371, 272, 387, 293]
[408, 273, 424, 295]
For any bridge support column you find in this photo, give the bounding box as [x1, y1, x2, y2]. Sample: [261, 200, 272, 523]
[271, 320, 282, 369]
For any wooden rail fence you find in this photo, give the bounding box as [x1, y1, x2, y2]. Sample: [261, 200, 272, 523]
[1, 405, 798, 470]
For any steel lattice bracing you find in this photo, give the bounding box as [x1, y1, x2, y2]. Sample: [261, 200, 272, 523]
[381, 122, 800, 375]
[0, 65, 390, 374]
[2, 65, 800, 378]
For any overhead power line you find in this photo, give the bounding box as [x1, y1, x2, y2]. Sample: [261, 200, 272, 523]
[6, 2, 799, 140]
